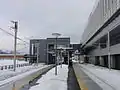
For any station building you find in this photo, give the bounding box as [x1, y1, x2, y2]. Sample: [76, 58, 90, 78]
[29, 38, 70, 64]
[82, 0, 120, 69]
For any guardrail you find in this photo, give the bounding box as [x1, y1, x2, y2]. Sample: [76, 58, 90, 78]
[0, 63, 32, 70]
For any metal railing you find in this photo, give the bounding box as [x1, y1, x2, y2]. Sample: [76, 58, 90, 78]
[0, 63, 32, 70]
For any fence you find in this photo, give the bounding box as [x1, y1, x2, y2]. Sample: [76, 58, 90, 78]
[0, 63, 32, 70]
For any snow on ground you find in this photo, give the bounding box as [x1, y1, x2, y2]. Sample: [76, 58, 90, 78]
[0, 64, 49, 86]
[30, 64, 68, 90]
[0, 59, 29, 66]
[80, 64, 120, 90]
[0, 64, 45, 81]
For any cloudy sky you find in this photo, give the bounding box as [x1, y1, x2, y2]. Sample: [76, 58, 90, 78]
[0, 0, 96, 53]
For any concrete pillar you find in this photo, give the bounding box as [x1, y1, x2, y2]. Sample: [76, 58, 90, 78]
[94, 56, 97, 65]
[94, 56, 100, 65]
[98, 56, 100, 65]
[89, 56, 92, 64]
[98, 56, 101, 65]
[99, 56, 102, 66]
[99, 56, 104, 66]
[91, 56, 95, 65]
[111, 55, 115, 69]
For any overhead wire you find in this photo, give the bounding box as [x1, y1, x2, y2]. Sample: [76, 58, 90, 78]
[0, 28, 29, 44]
[0, 27, 31, 53]
[17, 46, 28, 51]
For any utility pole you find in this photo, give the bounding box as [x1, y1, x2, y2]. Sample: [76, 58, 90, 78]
[11, 21, 18, 72]
[46, 45, 48, 65]
[108, 30, 111, 69]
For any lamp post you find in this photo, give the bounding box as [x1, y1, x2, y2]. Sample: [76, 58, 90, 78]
[52, 33, 61, 75]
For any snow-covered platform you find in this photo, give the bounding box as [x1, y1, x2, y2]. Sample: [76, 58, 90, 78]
[29, 65, 68, 90]
[80, 63, 120, 90]
[73, 63, 102, 90]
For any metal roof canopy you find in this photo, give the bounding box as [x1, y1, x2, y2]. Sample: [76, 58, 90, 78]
[56, 45, 73, 51]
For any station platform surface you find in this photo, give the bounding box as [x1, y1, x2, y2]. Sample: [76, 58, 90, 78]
[73, 63, 102, 90]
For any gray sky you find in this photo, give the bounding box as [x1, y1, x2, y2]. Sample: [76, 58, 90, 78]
[0, 0, 96, 53]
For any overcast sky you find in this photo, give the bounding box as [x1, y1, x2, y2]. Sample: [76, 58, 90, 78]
[0, 0, 96, 53]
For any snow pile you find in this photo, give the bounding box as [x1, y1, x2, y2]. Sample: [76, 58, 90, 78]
[30, 65, 68, 90]
[0, 64, 44, 81]
[80, 64, 120, 90]
[0, 59, 29, 66]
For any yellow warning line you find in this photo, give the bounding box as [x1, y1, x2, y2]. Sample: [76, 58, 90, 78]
[12, 83, 17, 90]
[74, 68, 88, 90]
[76, 76, 88, 90]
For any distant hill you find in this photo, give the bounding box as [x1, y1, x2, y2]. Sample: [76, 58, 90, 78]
[0, 50, 21, 54]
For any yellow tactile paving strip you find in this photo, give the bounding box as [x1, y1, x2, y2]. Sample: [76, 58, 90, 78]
[74, 69, 88, 90]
